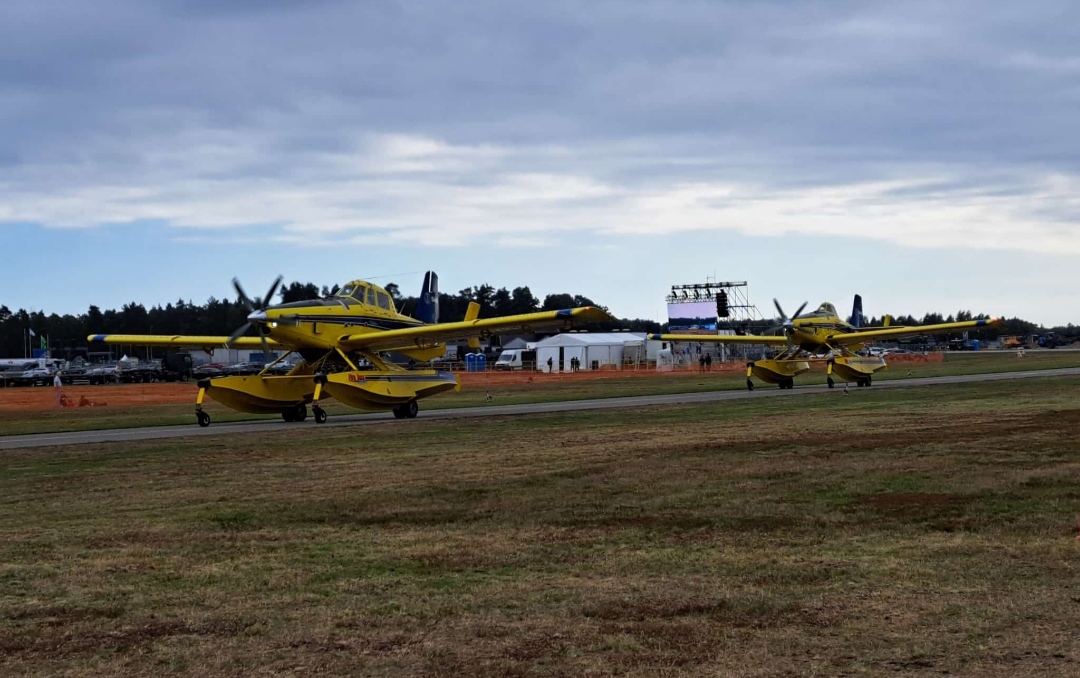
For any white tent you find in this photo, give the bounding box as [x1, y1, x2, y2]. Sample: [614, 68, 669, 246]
[533, 332, 660, 372]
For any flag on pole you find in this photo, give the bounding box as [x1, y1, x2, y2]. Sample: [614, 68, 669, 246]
[28, 329, 36, 338]
[41, 336, 47, 349]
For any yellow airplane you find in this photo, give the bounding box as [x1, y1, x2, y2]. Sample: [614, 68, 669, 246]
[89, 272, 610, 426]
[651, 298, 999, 390]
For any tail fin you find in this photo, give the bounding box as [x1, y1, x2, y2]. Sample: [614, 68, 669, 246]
[465, 302, 481, 349]
[850, 294, 864, 328]
[416, 271, 439, 324]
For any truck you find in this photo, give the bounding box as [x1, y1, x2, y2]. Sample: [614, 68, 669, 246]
[115, 352, 194, 383]
[494, 348, 536, 371]
[157, 352, 194, 382]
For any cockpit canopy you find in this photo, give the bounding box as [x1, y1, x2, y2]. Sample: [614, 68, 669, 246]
[336, 281, 395, 312]
[814, 302, 838, 317]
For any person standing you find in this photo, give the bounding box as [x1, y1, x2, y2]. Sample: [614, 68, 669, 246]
[54, 371, 64, 407]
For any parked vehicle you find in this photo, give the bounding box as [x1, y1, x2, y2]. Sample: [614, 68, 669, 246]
[222, 362, 266, 376]
[494, 348, 536, 371]
[1, 361, 54, 386]
[0, 359, 68, 386]
[193, 363, 226, 379]
[85, 363, 119, 385]
[157, 352, 194, 382]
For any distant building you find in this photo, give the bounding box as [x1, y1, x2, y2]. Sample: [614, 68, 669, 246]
[532, 332, 664, 372]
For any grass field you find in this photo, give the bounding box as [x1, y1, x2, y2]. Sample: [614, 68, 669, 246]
[2, 376, 1079, 676]
[2, 350, 1078, 437]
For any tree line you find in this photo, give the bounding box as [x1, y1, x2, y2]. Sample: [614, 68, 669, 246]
[0, 282, 1072, 359]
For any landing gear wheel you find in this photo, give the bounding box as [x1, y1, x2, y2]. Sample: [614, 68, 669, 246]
[827, 376, 835, 389]
[784, 378, 795, 390]
[314, 407, 327, 424]
[282, 409, 295, 422]
[404, 400, 419, 419]
[295, 404, 308, 422]
[746, 379, 755, 392]
[392, 405, 406, 419]
[866, 375, 872, 386]
[196, 411, 210, 427]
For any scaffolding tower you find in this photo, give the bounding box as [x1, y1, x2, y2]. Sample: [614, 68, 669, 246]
[666, 279, 766, 334]
[665, 279, 768, 363]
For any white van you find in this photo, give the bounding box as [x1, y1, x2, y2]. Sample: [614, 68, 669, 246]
[494, 349, 536, 371]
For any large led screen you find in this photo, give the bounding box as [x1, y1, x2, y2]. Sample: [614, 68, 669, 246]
[667, 301, 717, 331]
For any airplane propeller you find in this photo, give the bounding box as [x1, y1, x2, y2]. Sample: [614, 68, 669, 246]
[768, 298, 809, 337]
[226, 275, 284, 361]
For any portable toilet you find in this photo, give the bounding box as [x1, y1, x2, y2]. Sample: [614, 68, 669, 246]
[465, 353, 477, 372]
[476, 354, 486, 371]
[971, 339, 980, 351]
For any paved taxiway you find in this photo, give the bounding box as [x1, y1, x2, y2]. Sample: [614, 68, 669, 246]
[3, 367, 1078, 450]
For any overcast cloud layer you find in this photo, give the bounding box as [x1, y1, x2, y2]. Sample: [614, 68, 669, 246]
[2, 1, 1079, 320]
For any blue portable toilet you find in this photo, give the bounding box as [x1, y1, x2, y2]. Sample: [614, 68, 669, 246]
[476, 353, 486, 371]
[971, 339, 980, 351]
[465, 353, 477, 372]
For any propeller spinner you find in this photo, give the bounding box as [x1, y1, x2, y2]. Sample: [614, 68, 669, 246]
[769, 298, 808, 337]
[226, 275, 284, 361]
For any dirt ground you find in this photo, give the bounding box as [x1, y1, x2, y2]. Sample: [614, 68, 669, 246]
[1, 377, 1077, 677]
[0, 353, 944, 413]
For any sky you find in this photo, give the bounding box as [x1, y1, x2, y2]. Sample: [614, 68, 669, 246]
[2, 1, 1078, 325]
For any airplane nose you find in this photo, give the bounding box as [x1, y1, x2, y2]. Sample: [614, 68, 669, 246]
[247, 310, 268, 323]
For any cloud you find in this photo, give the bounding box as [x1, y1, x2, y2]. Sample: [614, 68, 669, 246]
[0, 1, 1078, 256]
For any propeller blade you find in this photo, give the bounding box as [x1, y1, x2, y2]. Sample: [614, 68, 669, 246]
[233, 278, 255, 312]
[792, 301, 809, 319]
[773, 298, 787, 322]
[226, 322, 251, 347]
[257, 325, 270, 365]
[263, 275, 283, 309]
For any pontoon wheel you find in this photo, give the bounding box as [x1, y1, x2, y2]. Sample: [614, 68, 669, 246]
[196, 411, 210, 427]
[827, 377, 835, 389]
[392, 405, 406, 419]
[746, 379, 754, 391]
[314, 407, 327, 424]
[404, 400, 419, 419]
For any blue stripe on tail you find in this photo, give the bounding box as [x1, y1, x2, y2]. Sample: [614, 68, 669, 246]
[416, 271, 439, 324]
[850, 294, 864, 328]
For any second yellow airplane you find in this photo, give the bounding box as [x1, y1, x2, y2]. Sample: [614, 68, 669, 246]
[652, 298, 999, 390]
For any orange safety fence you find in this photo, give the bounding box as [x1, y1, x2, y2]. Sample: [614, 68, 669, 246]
[0, 352, 946, 412]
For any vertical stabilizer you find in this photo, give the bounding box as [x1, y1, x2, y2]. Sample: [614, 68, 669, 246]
[850, 294, 864, 328]
[417, 271, 439, 324]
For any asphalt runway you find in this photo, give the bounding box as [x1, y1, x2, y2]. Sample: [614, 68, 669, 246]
[3, 367, 1078, 451]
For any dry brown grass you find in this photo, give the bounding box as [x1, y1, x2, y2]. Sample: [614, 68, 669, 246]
[1, 378, 1079, 676]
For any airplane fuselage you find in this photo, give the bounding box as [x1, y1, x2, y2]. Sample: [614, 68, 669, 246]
[787, 313, 865, 354]
[252, 279, 439, 358]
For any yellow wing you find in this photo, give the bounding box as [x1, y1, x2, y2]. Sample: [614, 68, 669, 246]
[87, 334, 283, 350]
[341, 307, 612, 352]
[827, 318, 999, 345]
[648, 333, 789, 345]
